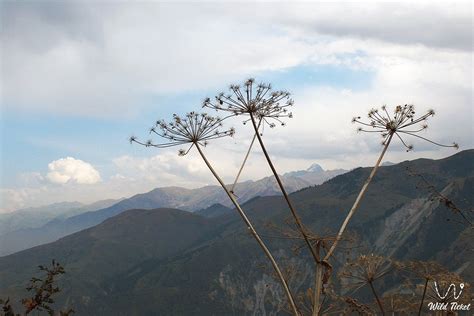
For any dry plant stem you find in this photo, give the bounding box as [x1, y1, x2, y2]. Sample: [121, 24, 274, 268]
[230, 119, 262, 193]
[314, 134, 393, 314]
[249, 113, 322, 316]
[313, 265, 324, 316]
[324, 133, 394, 262]
[418, 278, 428, 316]
[369, 281, 385, 315]
[196, 144, 300, 316]
[249, 114, 318, 261]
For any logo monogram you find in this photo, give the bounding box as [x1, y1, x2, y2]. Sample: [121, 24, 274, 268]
[434, 281, 464, 300]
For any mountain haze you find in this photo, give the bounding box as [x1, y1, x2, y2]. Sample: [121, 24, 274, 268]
[0, 199, 121, 237]
[0, 164, 345, 256]
[0, 150, 471, 314]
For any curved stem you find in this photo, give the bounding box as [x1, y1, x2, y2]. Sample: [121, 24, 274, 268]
[324, 133, 393, 262]
[230, 119, 262, 194]
[418, 278, 428, 316]
[249, 113, 321, 316]
[249, 114, 319, 262]
[195, 144, 300, 316]
[369, 281, 385, 315]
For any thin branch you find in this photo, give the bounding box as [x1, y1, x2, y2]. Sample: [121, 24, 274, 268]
[230, 118, 262, 194]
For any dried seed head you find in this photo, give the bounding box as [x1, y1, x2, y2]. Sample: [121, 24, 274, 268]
[353, 105, 458, 151]
[130, 112, 234, 156]
[203, 78, 294, 129]
[339, 254, 392, 292]
[395, 260, 448, 281]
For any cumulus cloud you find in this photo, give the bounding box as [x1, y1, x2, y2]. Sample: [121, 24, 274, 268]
[46, 157, 101, 184]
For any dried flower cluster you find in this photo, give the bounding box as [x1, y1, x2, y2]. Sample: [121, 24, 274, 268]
[340, 254, 393, 293]
[396, 260, 448, 281]
[339, 254, 393, 314]
[203, 78, 293, 129]
[352, 104, 458, 151]
[130, 112, 234, 156]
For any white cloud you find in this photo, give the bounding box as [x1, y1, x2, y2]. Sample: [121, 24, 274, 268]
[2, 2, 470, 117]
[18, 172, 45, 186]
[112, 145, 272, 189]
[46, 157, 101, 184]
[0, 189, 29, 213]
[274, 2, 472, 51]
[1, 2, 315, 117]
[256, 44, 472, 168]
[1, 1, 472, 212]
[112, 152, 208, 187]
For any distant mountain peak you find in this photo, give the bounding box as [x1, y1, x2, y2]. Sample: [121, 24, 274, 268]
[307, 163, 324, 173]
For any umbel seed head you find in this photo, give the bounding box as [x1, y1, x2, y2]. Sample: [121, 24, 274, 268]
[130, 112, 234, 156]
[339, 254, 392, 292]
[352, 104, 458, 151]
[203, 78, 294, 129]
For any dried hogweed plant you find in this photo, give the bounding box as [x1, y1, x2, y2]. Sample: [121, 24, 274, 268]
[339, 254, 393, 315]
[203, 79, 293, 193]
[407, 167, 473, 227]
[202, 79, 293, 127]
[395, 260, 448, 315]
[130, 112, 235, 155]
[324, 105, 458, 270]
[311, 105, 459, 315]
[204, 79, 327, 315]
[202, 79, 294, 194]
[130, 111, 300, 315]
[353, 105, 458, 151]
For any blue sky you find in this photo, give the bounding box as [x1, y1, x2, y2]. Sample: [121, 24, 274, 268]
[2, 63, 375, 185]
[1, 1, 472, 211]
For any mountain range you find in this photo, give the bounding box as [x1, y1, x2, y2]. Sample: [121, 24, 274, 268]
[0, 199, 121, 236]
[0, 164, 346, 256]
[0, 150, 471, 315]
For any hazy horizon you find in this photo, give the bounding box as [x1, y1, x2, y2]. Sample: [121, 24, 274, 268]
[1, 1, 472, 212]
